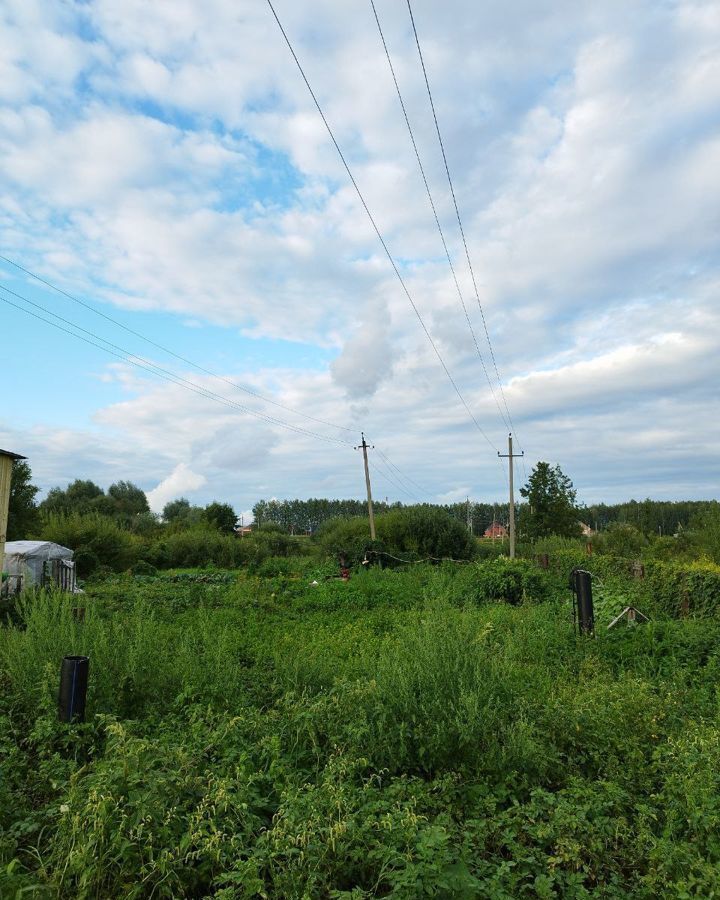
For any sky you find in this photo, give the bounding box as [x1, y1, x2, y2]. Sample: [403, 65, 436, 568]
[1, 0, 718, 517]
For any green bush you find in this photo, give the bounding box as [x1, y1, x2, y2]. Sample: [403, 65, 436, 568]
[130, 560, 158, 577]
[240, 530, 308, 568]
[592, 523, 648, 556]
[473, 539, 511, 560]
[5, 570, 720, 894]
[460, 557, 550, 605]
[40, 513, 141, 573]
[156, 526, 241, 568]
[316, 507, 476, 566]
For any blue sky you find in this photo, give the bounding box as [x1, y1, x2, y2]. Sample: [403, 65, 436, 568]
[1, 0, 719, 516]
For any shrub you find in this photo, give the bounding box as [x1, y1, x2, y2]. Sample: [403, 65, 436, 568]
[40, 513, 141, 572]
[474, 540, 511, 561]
[157, 526, 241, 568]
[592, 523, 648, 557]
[73, 548, 101, 577]
[130, 560, 158, 577]
[316, 507, 476, 566]
[313, 517, 375, 565]
[461, 557, 550, 605]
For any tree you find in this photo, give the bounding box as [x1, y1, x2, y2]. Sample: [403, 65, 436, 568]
[204, 501, 237, 533]
[7, 460, 40, 540]
[40, 479, 105, 516]
[519, 462, 581, 540]
[108, 481, 150, 518]
[163, 498, 192, 523]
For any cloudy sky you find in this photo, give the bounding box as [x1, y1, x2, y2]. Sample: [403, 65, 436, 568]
[1, 0, 718, 515]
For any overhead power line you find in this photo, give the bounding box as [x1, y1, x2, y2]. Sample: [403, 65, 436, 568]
[404, 0, 522, 450]
[0, 254, 355, 436]
[0, 286, 352, 447]
[374, 447, 434, 499]
[369, 459, 422, 504]
[2, 285, 438, 494]
[369, 456, 419, 503]
[265, 0, 500, 457]
[369, 0, 510, 435]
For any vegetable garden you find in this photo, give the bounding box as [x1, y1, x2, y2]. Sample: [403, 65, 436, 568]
[2, 556, 720, 897]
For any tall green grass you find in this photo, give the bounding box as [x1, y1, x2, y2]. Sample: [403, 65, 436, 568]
[3, 568, 720, 896]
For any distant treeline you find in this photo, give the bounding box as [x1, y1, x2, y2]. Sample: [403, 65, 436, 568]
[252, 498, 513, 534]
[582, 499, 718, 535]
[253, 497, 719, 536]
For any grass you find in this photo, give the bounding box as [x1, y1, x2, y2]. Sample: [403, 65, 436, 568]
[2, 563, 720, 897]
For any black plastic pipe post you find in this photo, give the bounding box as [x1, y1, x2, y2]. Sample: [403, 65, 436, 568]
[58, 655, 89, 723]
[574, 570, 594, 635]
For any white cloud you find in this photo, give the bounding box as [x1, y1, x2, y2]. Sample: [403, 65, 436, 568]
[1, 0, 719, 505]
[330, 314, 396, 399]
[146, 463, 207, 513]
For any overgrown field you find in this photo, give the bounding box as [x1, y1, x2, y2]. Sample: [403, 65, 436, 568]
[3, 560, 720, 897]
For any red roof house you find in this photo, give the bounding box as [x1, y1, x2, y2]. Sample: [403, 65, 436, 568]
[483, 522, 508, 539]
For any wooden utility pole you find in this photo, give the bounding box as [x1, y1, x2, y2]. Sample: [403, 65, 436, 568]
[355, 433, 376, 540]
[0, 449, 26, 568]
[498, 434, 524, 558]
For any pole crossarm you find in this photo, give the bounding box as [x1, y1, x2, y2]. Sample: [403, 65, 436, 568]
[355, 433, 377, 541]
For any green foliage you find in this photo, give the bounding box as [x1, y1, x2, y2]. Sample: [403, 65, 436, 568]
[40, 478, 105, 516]
[315, 516, 377, 564]
[252, 497, 515, 539]
[40, 513, 141, 574]
[461, 557, 550, 605]
[161, 497, 208, 531]
[686, 503, 720, 564]
[154, 525, 241, 568]
[39, 479, 150, 530]
[203, 500, 237, 533]
[6, 459, 40, 540]
[592, 522, 648, 556]
[316, 506, 476, 565]
[520, 461, 581, 539]
[162, 497, 192, 523]
[107, 480, 150, 519]
[584, 497, 717, 537]
[5, 562, 720, 895]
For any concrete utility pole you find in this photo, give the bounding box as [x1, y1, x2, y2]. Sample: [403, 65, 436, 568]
[498, 434, 524, 559]
[355, 433, 376, 540]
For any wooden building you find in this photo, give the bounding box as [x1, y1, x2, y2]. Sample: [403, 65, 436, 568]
[0, 448, 26, 570]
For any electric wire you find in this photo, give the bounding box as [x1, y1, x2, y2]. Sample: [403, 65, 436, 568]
[374, 447, 434, 499]
[265, 0, 501, 458]
[404, 0, 523, 452]
[373, 455, 422, 502]
[2, 285, 440, 498]
[368, 458, 418, 502]
[369, 0, 511, 434]
[0, 254, 355, 436]
[0, 287, 353, 447]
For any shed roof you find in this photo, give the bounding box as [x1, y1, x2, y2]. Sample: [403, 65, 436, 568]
[3, 540, 73, 559]
[0, 449, 26, 460]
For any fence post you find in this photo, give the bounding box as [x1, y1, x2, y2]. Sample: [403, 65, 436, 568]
[58, 656, 89, 723]
[572, 569, 594, 635]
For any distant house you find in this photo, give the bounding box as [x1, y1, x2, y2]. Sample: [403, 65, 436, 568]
[483, 522, 508, 539]
[578, 522, 595, 537]
[234, 525, 253, 537]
